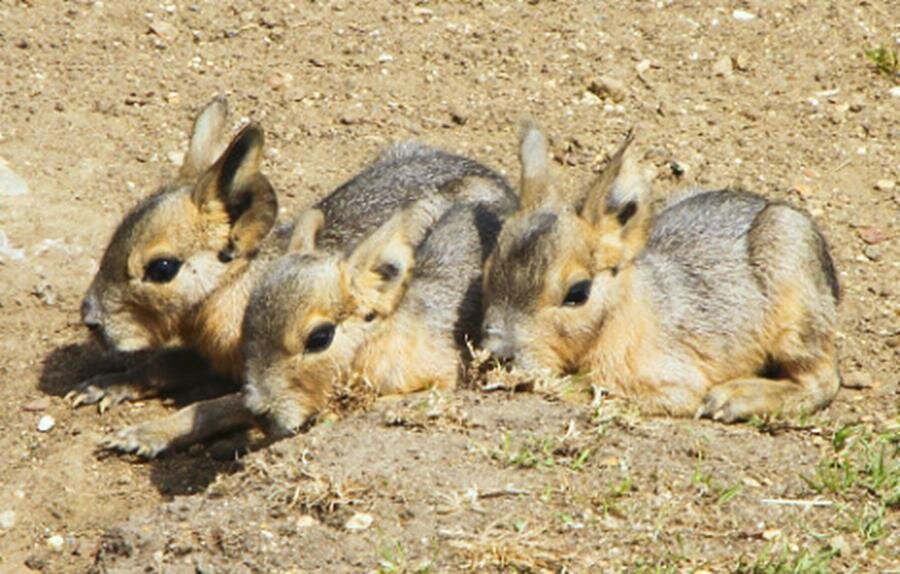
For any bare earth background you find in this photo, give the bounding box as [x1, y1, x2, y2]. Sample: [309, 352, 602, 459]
[0, 1, 897, 572]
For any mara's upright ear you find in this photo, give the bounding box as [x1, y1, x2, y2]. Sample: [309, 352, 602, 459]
[180, 96, 230, 180]
[579, 130, 651, 261]
[518, 121, 559, 211]
[287, 209, 325, 255]
[193, 123, 278, 261]
[346, 194, 448, 318]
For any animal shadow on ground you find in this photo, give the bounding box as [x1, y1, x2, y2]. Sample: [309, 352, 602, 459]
[39, 342, 264, 495]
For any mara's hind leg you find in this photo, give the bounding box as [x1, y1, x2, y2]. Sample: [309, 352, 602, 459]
[698, 202, 840, 423]
[696, 355, 839, 422]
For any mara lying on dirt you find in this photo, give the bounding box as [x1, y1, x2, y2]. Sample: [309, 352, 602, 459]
[481, 123, 841, 422]
[242, 176, 516, 437]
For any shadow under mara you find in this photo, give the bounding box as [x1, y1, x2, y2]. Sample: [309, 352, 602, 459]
[37, 341, 147, 397]
[39, 340, 264, 496]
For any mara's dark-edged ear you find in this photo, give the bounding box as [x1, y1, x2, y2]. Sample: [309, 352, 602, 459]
[518, 121, 558, 210]
[346, 194, 447, 318]
[580, 130, 652, 261]
[287, 209, 325, 255]
[193, 123, 278, 261]
[179, 95, 229, 180]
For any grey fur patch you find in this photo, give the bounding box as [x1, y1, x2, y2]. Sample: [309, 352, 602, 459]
[486, 211, 559, 310]
[407, 201, 510, 345]
[315, 145, 512, 254]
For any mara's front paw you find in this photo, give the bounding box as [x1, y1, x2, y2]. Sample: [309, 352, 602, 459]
[695, 382, 759, 423]
[98, 422, 173, 459]
[65, 373, 141, 413]
[695, 379, 784, 423]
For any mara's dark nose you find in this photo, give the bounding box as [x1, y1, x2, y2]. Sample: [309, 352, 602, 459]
[81, 294, 102, 331]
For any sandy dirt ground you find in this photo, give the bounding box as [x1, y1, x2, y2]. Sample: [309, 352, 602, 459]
[0, 1, 897, 572]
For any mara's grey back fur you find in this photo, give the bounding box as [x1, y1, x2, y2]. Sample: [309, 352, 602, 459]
[639, 189, 838, 358]
[315, 143, 512, 252]
[264, 143, 512, 260]
[402, 195, 516, 348]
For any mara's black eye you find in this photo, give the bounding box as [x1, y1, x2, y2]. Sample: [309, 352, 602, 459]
[304, 323, 335, 353]
[563, 280, 591, 306]
[144, 258, 182, 283]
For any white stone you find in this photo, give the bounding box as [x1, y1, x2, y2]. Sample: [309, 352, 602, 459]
[0, 230, 25, 261]
[875, 179, 895, 192]
[0, 159, 28, 196]
[47, 534, 65, 552]
[732, 10, 756, 21]
[37, 415, 55, 432]
[167, 151, 184, 166]
[889, 86, 900, 98]
[344, 512, 373, 531]
[0, 510, 15, 529]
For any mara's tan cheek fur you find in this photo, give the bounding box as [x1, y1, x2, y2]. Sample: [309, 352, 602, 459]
[185, 263, 255, 379]
[353, 313, 459, 395]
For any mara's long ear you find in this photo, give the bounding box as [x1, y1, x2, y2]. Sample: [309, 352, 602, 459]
[193, 123, 278, 262]
[180, 96, 230, 180]
[287, 209, 325, 254]
[580, 130, 652, 261]
[346, 194, 448, 318]
[519, 121, 558, 210]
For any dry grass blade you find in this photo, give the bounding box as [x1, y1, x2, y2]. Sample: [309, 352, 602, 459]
[444, 526, 570, 573]
[464, 340, 591, 403]
[325, 370, 379, 416]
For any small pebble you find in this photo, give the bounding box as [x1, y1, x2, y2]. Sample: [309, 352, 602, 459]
[449, 106, 467, 126]
[268, 72, 293, 91]
[0, 230, 25, 261]
[875, 179, 895, 192]
[344, 512, 373, 531]
[857, 226, 885, 245]
[863, 245, 882, 261]
[33, 282, 57, 306]
[713, 56, 733, 78]
[0, 159, 29, 196]
[0, 510, 15, 529]
[635, 59, 651, 74]
[23, 397, 50, 412]
[377, 53, 394, 63]
[889, 86, 900, 98]
[47, 534, 65, 553]
[741, 476, 762, 488]
[167, 151, 185, 166]
[339, 112, 361, 126]
[37, 415, 55, 432]
[588, 75, 626, 102]
[732, 9, 756, 21]
[733, 53, 750, 71]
